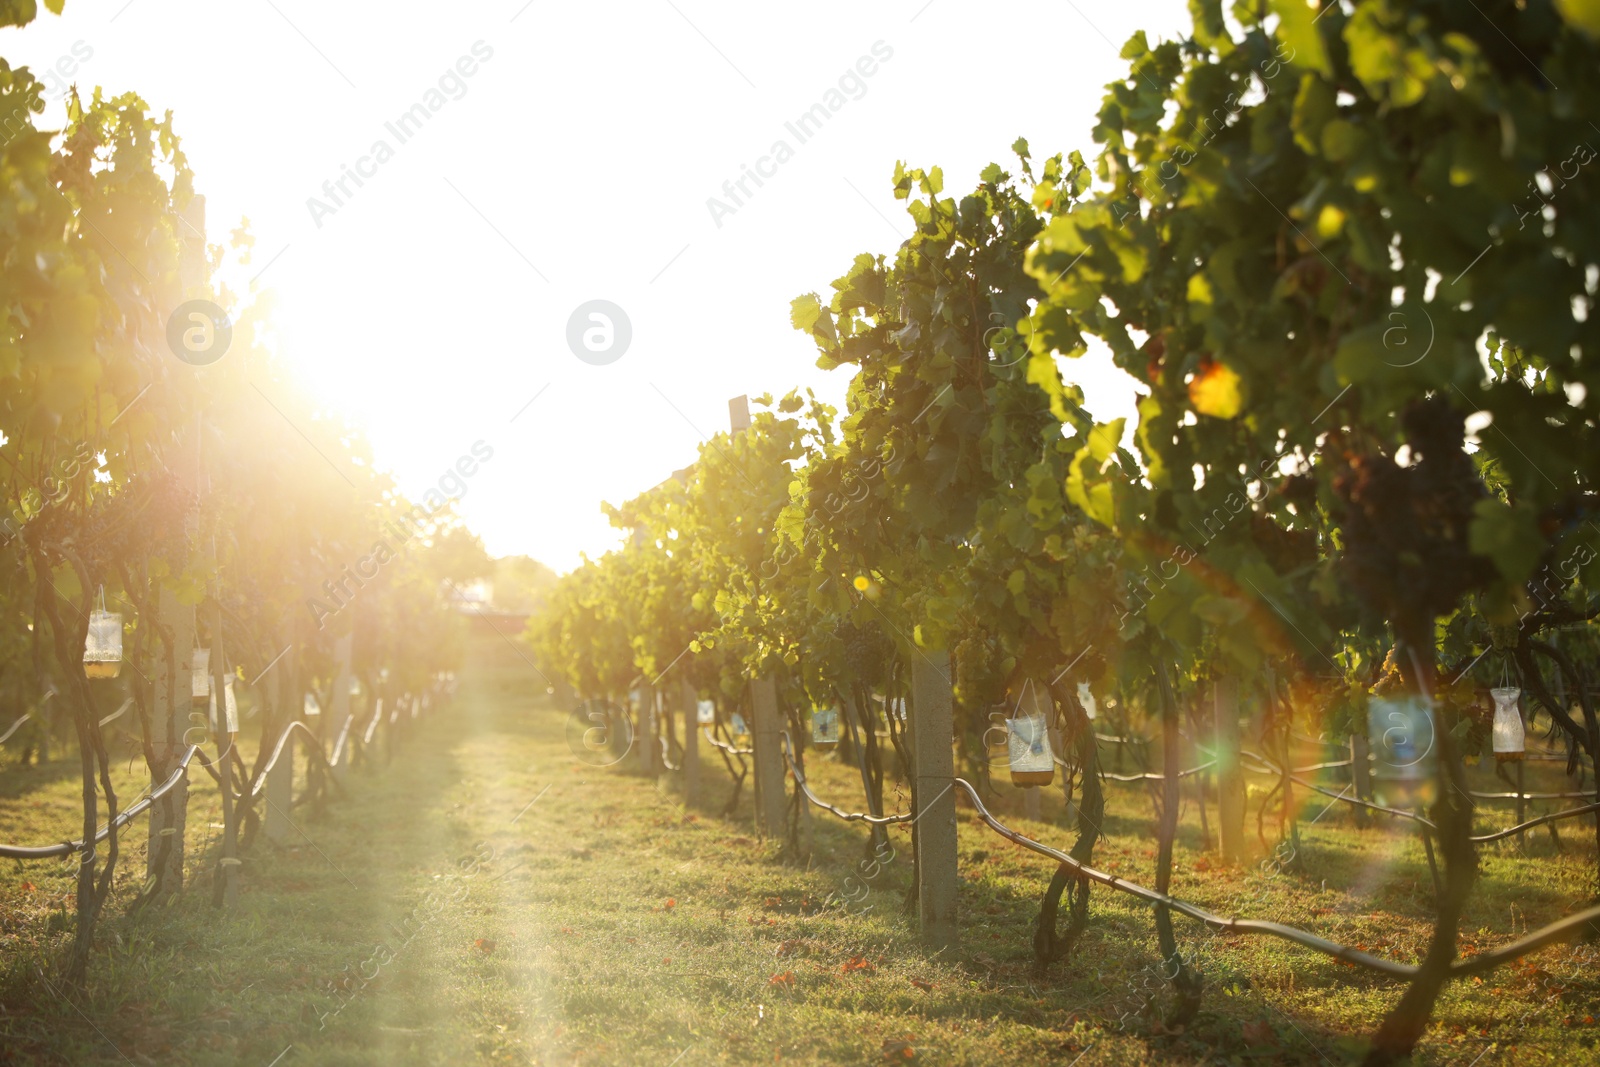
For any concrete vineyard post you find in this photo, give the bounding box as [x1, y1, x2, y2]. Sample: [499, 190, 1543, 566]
[1215, 676, 1246, 864]
[1023, 787, 1041, 821]
[634, 687, 654, 775]
[209, 600, 239, 906]
[146, 194, 207, 899]
[750, 675, 786, 838]
[330, 632, 352, 786]
[145, 587, 194, 897]
[682, 677, 699, 807]
[728, 394, 751, 434]
[264, 642, 295, 846]
[911, 652, 958, 952]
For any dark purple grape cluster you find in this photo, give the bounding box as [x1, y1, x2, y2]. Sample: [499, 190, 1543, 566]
[1333, 397, 1494, 634]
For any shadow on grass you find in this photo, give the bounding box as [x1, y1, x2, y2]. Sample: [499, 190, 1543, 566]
[0, 697, 484, 1065]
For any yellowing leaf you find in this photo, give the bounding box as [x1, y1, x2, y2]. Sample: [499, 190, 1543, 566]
[1188, 362, 1243, 419]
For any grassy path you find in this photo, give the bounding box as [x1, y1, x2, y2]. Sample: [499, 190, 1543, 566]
[3, 684, 1598, 1065]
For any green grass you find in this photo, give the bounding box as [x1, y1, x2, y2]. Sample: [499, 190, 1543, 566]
[1, 683, 1597, 1065]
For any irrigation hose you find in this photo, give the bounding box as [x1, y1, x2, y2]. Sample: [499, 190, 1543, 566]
[768, 739, 1600, 980]
[0, 713, 32, 746]
[702, 725, 752, 756]
[0, 684, 446, 860]
[1238, 750, 1600, 844]
[0, 744, 202, 860]
[780, 733, 910, 825]
[947, 777, 1600, 980]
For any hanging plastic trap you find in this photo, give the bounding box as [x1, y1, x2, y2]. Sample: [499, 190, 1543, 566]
[83, 588, 123, 679]
[1007, 710, 1055, 787]
[811, 706, 841, 747]
[1490, 686, 1525, 762]
[190, 648, 211, 706]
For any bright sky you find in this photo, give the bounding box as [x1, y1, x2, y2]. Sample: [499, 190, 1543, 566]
[8, 0, 1192, 572]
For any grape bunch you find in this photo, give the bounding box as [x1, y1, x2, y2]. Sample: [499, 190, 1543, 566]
[953, 628, 1005, 708]
[839, 619, 891, 688]
[1333, 396, 1494, 635]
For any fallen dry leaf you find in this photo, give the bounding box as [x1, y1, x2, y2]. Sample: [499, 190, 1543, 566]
[881, 1037, 916, 1061]
[841, 956, 877, 976]
[474, 939, 496, 954]
[769, 971, 796, 988]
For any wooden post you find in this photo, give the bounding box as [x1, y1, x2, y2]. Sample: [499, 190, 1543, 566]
[145, 589, 193, 897]
[750, 676, 786, 838]
[330, 632, 352, 786]
[681, 677, 699, 807]
[911, 652, 958, 952]
[1214, 676, 1246, 864]
[264, 642, 295, 846]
